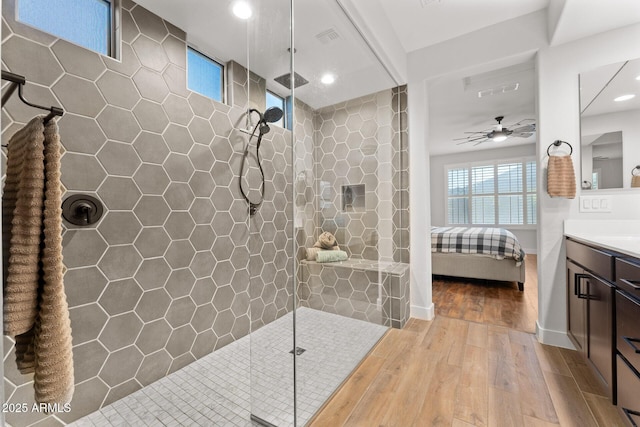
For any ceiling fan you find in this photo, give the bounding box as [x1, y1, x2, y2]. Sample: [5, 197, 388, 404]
[455, 116, 536, 146]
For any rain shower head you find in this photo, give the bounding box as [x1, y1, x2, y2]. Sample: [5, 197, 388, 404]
[274, 72, 309, 89]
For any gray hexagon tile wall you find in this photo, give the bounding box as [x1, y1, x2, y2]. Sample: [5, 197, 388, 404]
[0, 0, 291, 424]
[0, 0, 409, 424]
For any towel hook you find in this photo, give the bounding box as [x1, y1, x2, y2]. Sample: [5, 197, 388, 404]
[1, 71, 64, 124]
[547, 140, 573, 157]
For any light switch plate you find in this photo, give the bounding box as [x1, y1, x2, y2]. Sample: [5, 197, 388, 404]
[579, 195, 612, 213]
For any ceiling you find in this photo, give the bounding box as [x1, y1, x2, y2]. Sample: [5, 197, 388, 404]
[375, 0, 549, 53]
[134, 0, 640, 156]
[426, 57, 537, 156]
[133, 0, 396, 110]
[366, 0, 640, 156]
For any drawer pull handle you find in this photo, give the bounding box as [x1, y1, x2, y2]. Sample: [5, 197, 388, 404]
[623, 336, 640, 354]
[622, 408, 640, 427]
[620, 278, 640, 291]
[575, 274, 589, 299]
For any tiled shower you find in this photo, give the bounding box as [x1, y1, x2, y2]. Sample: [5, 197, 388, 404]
[0, 0, 409, 425]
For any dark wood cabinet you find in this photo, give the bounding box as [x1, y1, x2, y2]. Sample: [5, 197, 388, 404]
[566, 237, 640, 426]
[566, 238, 616, 400]
[586, 274, 614, 400]
[616, 289, 640, 426]
[567, 260, 587, 353]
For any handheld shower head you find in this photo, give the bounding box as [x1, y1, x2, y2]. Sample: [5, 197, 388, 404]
[263, 106, 283, 123]
[248, 106, 284, 140]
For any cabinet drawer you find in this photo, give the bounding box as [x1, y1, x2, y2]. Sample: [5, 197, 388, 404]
[616, 355, 640, 427]
[616, 258, 640, 298]
[617, 291, 640, 372]
[566, 239, 615, 281]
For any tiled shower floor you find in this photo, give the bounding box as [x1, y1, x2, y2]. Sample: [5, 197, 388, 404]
[70, 307, 387, 426]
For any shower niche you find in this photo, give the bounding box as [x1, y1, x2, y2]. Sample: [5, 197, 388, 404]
[342, 184, 365, 212]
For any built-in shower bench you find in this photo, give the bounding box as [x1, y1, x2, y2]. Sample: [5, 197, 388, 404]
[298, 259, 409, 329]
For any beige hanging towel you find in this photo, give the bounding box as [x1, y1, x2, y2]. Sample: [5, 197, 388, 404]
[632, 167, 640, 187]
[547, 155, 576, 199]
[2, 116, 74, 404]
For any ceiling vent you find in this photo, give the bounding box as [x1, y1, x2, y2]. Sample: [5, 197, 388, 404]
[315, 28, 340, 44]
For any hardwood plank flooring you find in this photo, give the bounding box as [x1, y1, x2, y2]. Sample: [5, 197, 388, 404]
[433, 254, 538, 333]
[310, 254, 625, 426]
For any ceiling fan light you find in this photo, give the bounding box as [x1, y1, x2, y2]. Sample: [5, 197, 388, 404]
[492, 135, 508, 142]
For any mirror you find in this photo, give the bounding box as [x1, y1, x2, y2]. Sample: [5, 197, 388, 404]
[579, 57, 640, 190]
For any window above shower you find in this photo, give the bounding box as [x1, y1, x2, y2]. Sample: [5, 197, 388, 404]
[266, 90, 285, 128]
[187, 46, 225, 103]
[17, 0, 116, 57]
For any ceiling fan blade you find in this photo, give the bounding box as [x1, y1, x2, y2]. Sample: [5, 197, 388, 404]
[507, 118, 535, 127]
[454, 134, 488, 142]
[512, 132, 533, 138]
[511, 124, 536, 133]
[457, 137, 487, 145]
[473, 140, 486, 146]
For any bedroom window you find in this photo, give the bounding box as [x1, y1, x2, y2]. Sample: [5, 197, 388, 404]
[446, 159, 537, 226]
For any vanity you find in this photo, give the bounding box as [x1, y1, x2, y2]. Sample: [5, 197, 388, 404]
[565, 220, 640, 426]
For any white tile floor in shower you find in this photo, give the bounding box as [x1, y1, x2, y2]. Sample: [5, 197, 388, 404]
[70, 307, 387, 427]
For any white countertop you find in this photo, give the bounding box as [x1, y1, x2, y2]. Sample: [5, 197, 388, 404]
[564, 220, 640, 258]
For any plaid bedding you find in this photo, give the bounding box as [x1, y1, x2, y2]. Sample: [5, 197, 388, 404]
[431, 226, 525, 263]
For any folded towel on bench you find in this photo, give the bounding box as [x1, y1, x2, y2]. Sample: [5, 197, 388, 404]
[316, 250, 348, 263]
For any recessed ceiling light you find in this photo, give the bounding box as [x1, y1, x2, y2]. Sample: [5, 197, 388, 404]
[636, 74, 640, 81]
[321, 73, 335, 85]
[233, 1, 252, 19]
[614, 94, 636, 102]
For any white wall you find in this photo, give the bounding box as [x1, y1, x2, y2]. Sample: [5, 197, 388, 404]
[430, 144, 538, 254]
[406, 10, 547, 320]
[407, 10, 640, 346]
[408, 79, 434, 320]
[536, 22, 640, 347]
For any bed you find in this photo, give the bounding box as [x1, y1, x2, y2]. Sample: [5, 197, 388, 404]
[431, 226, 526, 291]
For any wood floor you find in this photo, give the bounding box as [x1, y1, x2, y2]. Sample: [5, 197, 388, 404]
[433, 254, 538, 333]
[310, 254, 625, 427]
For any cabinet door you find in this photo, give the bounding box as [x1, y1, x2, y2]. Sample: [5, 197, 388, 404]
[587, 274, 614, 399]
[567, 260, 587, 353]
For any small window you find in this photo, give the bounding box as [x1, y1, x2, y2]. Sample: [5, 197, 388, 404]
[187, 47, 224, 103]
[266, 90, 285, 128]
[18, 0, 113, 56]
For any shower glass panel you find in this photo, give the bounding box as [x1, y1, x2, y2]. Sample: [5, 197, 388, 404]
[292, 1, 407, 425]
[242, 0, 295, 425]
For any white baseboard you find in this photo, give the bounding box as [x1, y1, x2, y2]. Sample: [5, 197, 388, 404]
[535, 321, 575, 349]
[410, 303, 434, 320]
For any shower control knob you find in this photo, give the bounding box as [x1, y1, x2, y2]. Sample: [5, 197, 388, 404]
[62, 194, 104, 226]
